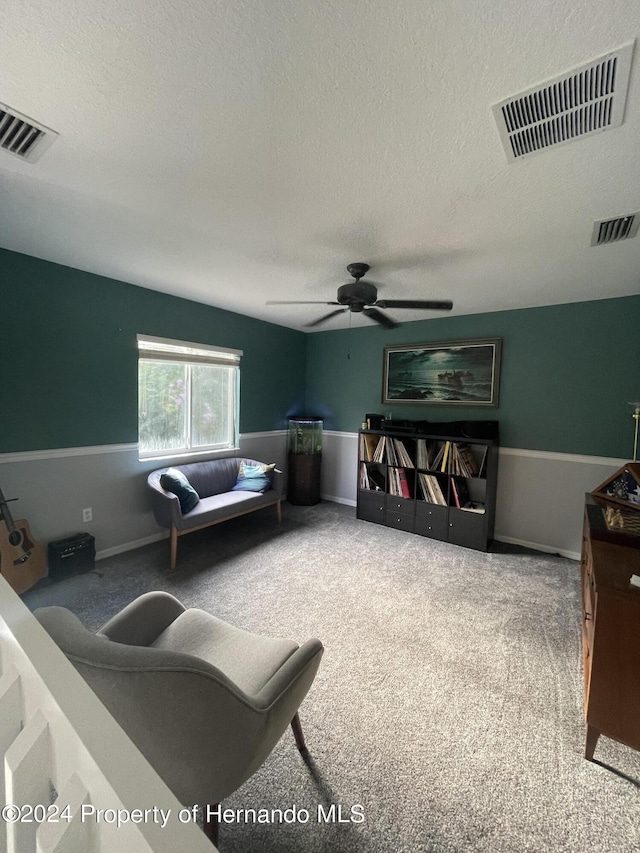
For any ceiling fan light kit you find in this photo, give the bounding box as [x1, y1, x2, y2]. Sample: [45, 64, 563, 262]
[267, 263, 453, 329]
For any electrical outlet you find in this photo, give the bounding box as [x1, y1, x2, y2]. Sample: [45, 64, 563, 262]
[82, 508, 93, 523]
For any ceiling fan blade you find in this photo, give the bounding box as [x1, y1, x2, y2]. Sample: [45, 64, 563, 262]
[375, 299, 453, 311]
[266, 300, 340, 305]
[305, 309, 348, 327]
[362, 307, 398, 330]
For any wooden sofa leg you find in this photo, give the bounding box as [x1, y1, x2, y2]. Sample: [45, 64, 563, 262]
[291, 712, 306, 751]
[276, 500, 282, 524]
[170, 526, 178, 570]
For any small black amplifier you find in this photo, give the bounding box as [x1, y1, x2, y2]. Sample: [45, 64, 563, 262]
[48, 533, 96, 579]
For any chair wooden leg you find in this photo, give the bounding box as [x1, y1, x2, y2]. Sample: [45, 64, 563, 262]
[170, 525, 178, 570]
[203, 805, 219, 847]
[276, 500, 282, 523]
[291, 712, 306, 751]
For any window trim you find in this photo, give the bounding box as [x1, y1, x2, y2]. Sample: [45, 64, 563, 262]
[137, 335, 242, 461]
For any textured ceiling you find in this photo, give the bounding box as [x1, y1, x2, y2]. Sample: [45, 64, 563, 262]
[1, 0, 639, 331]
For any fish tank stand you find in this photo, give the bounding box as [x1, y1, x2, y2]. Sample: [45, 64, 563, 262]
[287, 417, 323, 505]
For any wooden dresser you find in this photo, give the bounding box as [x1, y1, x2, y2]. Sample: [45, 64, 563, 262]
[581, 497, 640, 761]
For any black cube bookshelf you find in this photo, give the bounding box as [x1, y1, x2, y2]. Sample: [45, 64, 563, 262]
[357, 422, 499, 552]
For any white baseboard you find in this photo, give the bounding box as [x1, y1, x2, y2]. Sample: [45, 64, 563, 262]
[494, 534, 580, 562]
[96, 531, 168, 561]
[321, 494, 357, 507]
[91, 504, 581, 565]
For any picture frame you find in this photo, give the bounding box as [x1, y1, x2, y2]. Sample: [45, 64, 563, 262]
[382, 338, 502, 407]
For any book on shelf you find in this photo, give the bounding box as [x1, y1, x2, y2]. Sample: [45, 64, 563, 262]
[448, 444, 461, 476]
[385, 466, 411, 498]
[432, 476, 446, 505]
[449, 443, 481, 477]
[397, 467, 411, 498]
[392, 438, 415, 468]
[432, 475, 446, 505]
[359, 462, 370, 490]
[417, 472, 446, 505]
[372, 435, 386, 462]
[416, 440, 485, 476]
[431, 442, 446, 471]
[360, 432, 380, 462]
[450, 476, 470, 507]
[387, 466, 399, 496]
[450, 476, 460, 508]
[440, 441, 451, 473]
[461, 443, 481, 476]
[416, 439, 434, 469]
[417, 474, 429, 502]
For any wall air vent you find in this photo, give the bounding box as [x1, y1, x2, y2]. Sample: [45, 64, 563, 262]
[591, 213, 640, 246]
[0, 103, 58, 163]
[492, 42, 634, 162]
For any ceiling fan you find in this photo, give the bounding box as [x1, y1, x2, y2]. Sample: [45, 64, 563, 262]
[267, 263, 453, 329]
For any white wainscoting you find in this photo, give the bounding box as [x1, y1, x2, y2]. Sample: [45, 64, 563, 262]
[319, 431, 626, 560]
[0, 431, 625, 562]
[494, 448, 625, 559]
[0, 433, 288, 561]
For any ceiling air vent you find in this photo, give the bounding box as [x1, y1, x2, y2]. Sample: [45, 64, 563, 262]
[591, 213, 640, 246]
[0, 103, 58, 163]
[492, 42, 634, 162]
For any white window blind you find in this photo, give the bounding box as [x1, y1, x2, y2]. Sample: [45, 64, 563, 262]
[137, 335, 242, 366]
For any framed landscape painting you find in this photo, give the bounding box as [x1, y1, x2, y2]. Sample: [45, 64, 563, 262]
[382, 338, 502, 407]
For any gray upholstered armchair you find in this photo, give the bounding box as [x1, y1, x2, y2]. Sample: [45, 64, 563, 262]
[35, 591, 324, 845]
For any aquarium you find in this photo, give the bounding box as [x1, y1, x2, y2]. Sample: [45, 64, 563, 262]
[288, 417, 323, 455]
[287, 418, 323, 505]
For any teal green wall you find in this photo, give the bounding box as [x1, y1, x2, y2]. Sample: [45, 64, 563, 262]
[1, 249, 306, 453]
[304, 297, 640, 458]
[3, 247, 639, 458]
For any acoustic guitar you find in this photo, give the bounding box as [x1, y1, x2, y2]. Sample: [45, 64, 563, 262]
[0, 486, 47, 593]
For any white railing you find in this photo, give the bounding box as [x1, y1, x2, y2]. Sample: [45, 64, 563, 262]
[0, 576, 214, 853]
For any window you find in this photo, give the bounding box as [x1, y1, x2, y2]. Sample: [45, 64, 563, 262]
[137, 335, 241, 459]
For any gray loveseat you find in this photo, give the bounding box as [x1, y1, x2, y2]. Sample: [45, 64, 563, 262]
[148, 458, 283, 568]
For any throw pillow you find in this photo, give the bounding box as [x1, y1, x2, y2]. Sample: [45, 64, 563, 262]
[159, 468, 200, 513]
[232, 462, 276, 493]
